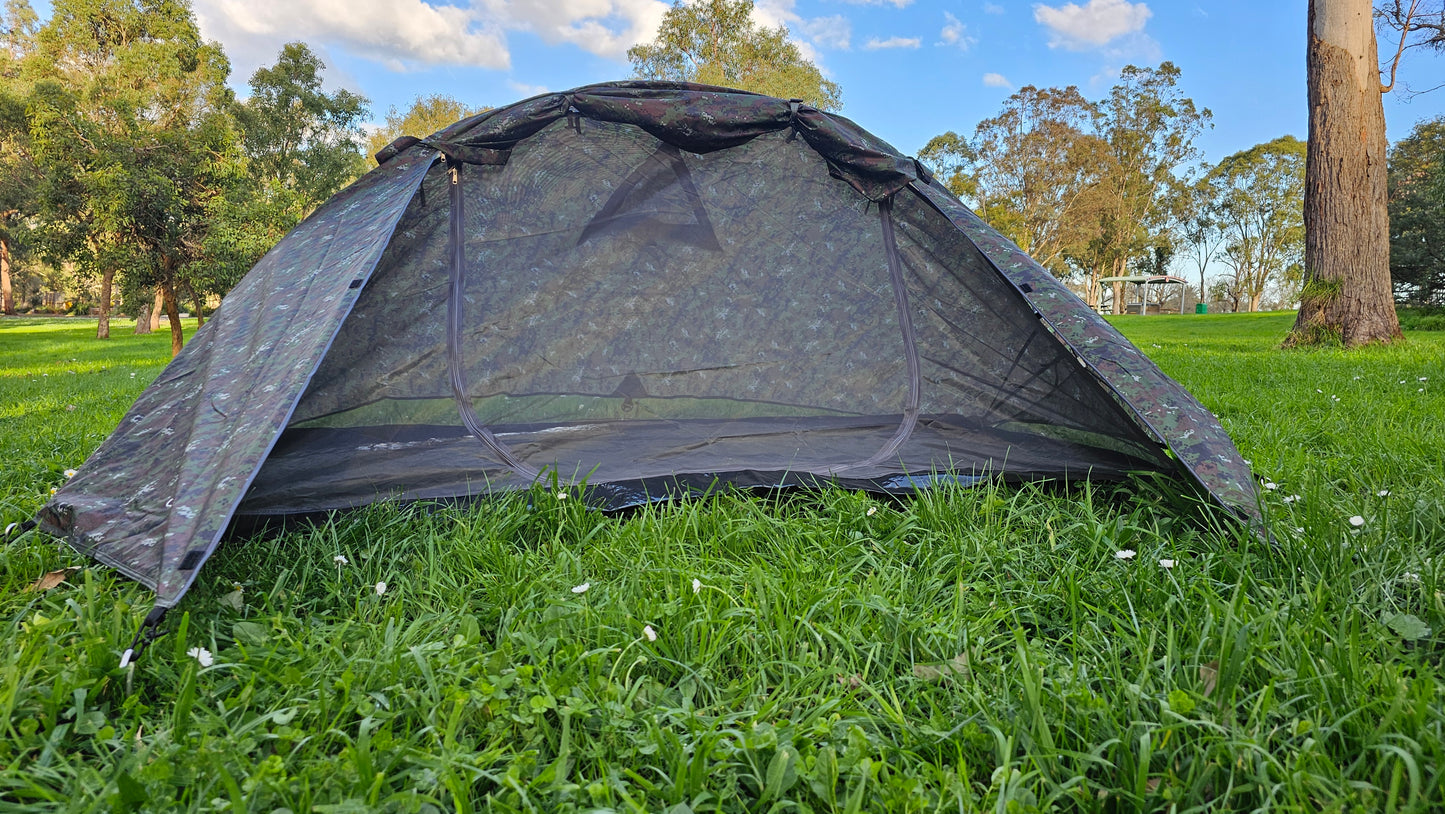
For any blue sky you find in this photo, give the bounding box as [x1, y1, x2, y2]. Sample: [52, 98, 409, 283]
[34, 0, 1445, 164]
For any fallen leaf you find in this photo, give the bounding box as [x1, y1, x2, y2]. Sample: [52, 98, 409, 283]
[1145, 777, 1161, 793]
[1199, 661, 1219, 698]
[836, 674, 863, 688]
[28, 567, 81, 592]
[219, 586, 245, 611]
[912, 653, 971, 682]
[1385, 613, 1432, 640]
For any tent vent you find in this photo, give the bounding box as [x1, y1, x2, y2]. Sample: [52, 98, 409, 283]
[1020, 283, 1033, 293]
[178, 550, 204, 571]
[348, 279, 363, 289]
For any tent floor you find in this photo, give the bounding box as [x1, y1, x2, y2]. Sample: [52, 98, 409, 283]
[237, 413, 1162, 515]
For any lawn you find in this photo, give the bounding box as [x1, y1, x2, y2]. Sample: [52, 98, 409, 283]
[2, 312, 1443, 812]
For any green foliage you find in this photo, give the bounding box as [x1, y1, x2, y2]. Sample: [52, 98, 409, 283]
[204, 42, 370, 294]
[3, 314, 1445, 809]
[1205, 135, 1306, 311]
[1397, 307, 1445, 331]
[628, 0, 841, 111]
[365, 93, 490, 161]
[921, 64, 1209, 302]
[19, 0, 238, 345]
[233, 42, 369, 213]
[1388, 115, 1445, 306]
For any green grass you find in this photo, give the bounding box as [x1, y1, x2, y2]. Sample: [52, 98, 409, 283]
[2, 312, 1444, 812]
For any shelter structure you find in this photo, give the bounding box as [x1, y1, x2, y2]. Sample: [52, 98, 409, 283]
[1097, 275, 1192, 315]
[37, 83, 1260, 617]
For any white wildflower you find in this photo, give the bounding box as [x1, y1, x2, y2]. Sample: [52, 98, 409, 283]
[571, 582, 590, 594]
[1421, 377, 1428, 382]
[1115, 549, 1136, 560]
[1158, 559, 1176, 569]
[64, 469, 77, 479]
[1403, 572, 1422, 584]
[1377, 490, 1390, 497]
[333, 554, 348, 565]
[187, 647, 213, 667]
[375, 581, 387, 596]
[692, 578, 702, 594]
[1348, 516, 1365, 528]
[1263, 482, 1278, 491]
[866, 506, 877, 517]
[643, 624, 657, 642]
[49, 487, 57, 495]
[1282, 495, 1299, 504]
[556, 491, 568, 500]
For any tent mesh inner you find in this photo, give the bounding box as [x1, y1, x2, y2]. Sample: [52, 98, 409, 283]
[240, 121, 1167, 513]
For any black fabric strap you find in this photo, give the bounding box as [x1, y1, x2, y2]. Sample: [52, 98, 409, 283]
[118, 605, 168, 669]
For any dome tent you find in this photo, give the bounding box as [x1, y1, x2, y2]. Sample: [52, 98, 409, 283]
[38, 81, 1260, 625]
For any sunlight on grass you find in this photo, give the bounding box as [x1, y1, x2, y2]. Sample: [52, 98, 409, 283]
[2, 313, 1443, 810]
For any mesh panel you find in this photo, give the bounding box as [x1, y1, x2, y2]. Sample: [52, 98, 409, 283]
[244, 119, 1168, 513]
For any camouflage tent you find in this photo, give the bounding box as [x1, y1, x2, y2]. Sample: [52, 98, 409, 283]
[39, 81, 1260, 617]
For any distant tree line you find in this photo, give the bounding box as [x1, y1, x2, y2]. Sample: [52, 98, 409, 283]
[0, 0, 484, 354]
[918, 64, 1310, 314]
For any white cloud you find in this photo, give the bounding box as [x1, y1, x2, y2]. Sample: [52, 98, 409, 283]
[507, 80, 550, 97]
[1033, 0, 1151, 50]
[800, 15, 852, 50]
[196, 0, 511, 74]
[195, 0, 669, 80]
[492, 0, 668, 59]
[864, 36, 922, 50]
[937, 12, 976, 50]
[984, 3, 1005, 13]
[982, 72, 1013, 88]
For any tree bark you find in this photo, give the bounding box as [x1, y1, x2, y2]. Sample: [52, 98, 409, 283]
[160, 260, 184, 357]
[149, 287, 163, 331]
[96, 268, 115, 339]
[1286, 0, 1402, 347]
[133, 297, 152, 334]
[0, 235, 13, 315]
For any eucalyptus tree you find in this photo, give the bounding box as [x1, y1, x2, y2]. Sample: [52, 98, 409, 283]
[627, 0, 841, 111]
[1086, 63, 1211, 312]
[204, 42, 369, 305]
[25, 0, 236, 351]
[0, 0, 37, 315]
[1207, 136, 1307, 312]
[965, 84, 1106, 279]
[1286, 0, 1443, 346]
[366, 93, 488, 160]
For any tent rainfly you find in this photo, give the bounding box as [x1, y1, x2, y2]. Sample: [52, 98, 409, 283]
[37, 82, 1261, 632]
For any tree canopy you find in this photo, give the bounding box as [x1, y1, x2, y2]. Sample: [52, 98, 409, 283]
[1388, 115, 1445, 305]
[627, 0, 841, 111]
[365, 93, 490, 160]
[1205, 135, 1306, 312]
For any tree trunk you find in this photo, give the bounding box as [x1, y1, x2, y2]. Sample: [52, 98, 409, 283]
[1249, 291, 1263, 312]
[160, 263, 184, 357]
[193, 288, 205, 328]
[0, 235, 13, 315]
[96, 268, 115, 339]
[1286, 0, 1402, 347]
[149, 287, 163, 331]
[133, 297, 152, 335]
[1112, 281, 1125, 315]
